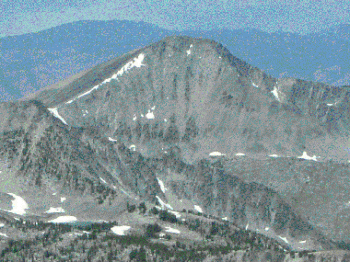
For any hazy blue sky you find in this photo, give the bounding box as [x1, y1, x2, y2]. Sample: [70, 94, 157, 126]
[1, 0, 349, 37]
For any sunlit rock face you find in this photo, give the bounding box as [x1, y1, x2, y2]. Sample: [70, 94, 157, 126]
[1, 36, 350, 250]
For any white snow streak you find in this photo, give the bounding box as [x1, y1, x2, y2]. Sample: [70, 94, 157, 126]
[108, 137, 118, 142]
[129, 145, 136, 151]
[49, 216, 77, 223]
[299, 240, 307, 244]
[246, 223, 249, 230]
[271, 86, 280, 102]
[209, 152, 226, 157]
[194, 205, 202, 213]
[8, 193, 28, 215]
[327, 103, 334, 106]
[111, 226, 131, 236]
[235, 153, 245, 156]
[48, 108, 68, 125]
[99, 177, 107, 184]
[157, 178, 166, 193]
[269, 154, 279, 158]
[133, 114, 137, 121]
[278, 236, 289, 244]
[66, 53, 145, 104]
[156, 196, 173, 210]
[252, 82, 259, 88]
[46, 207, 65, 213]
[297, 151, 319, 161]
[165, 226, 180, 234]
[0, 233, 8, 238]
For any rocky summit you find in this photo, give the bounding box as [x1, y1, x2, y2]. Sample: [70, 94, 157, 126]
[1, 36, 350, 259]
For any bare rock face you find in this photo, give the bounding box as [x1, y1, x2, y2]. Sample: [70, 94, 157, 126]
[1, 36, 350, 250]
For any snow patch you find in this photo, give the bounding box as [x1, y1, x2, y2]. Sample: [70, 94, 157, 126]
[265, 227, 270, 231]
[299, 240, 307, 244]
[252, 82, 259, 88]
[49, 216, 77, 223]
[133, 114, 137, 121]
[186, 49, 191, 56]
[99, 177, 107, 184]
[111, 225, 131, 236]
[169, 210, 181, 218]
[209, 151, 226, 157]
[66, 53, 145, 104]
[108, 137, 118, 142]
[61, 197, 66, 203]
[0, 223, 4, 227]
[146, 111, 155, 119]
[46, 207, 65, 213]
[269, 154, 279, 158]
[246, 223, 249, 230]
[235, 153, 245, 156]
[278, 236, 289, 244]
[271, 86, 280, 102]
[7, 193, 28, 215]
[141, 114, 144, 118]
[327, 103, 334, 106]
[156, 196, 173, 210]
[129, 145, 136, 151]
[0, 232, 8, 238]
[165, 226, 180, 234]
[222, 217, 228, 221]
[297, 151, 319, 161]
[156, 178, 166, 193]
[194, 205, 202, 213]
[52, 192, 57, 196]
[48, 108, 68, 125]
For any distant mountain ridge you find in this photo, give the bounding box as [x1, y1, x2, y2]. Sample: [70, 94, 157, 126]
[0, 20, 349, 101]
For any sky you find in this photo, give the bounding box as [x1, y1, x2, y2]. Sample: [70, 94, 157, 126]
[0, 0, 349, 37]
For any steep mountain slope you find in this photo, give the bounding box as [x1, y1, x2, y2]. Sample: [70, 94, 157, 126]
[1, 36, 349, 251]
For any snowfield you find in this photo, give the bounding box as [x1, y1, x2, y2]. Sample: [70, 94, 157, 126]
[156, 196, 173, 210]
[165, 226, 180, 234]
[48, 108, 68, 125]
[111, 226, 131, 236]
[157, 178, 166, 193]
[298, 151, 319, 161]
[278, 236, 289, 244]
[46, 207, 65, 213]
[49, 216, 77, 223]
[194, 205, 203, 213]
[7, 193, 28, 215]
[209, 152, 225, 157]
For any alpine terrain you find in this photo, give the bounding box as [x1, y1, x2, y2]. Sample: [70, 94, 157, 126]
[1, 35, 350, 261]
